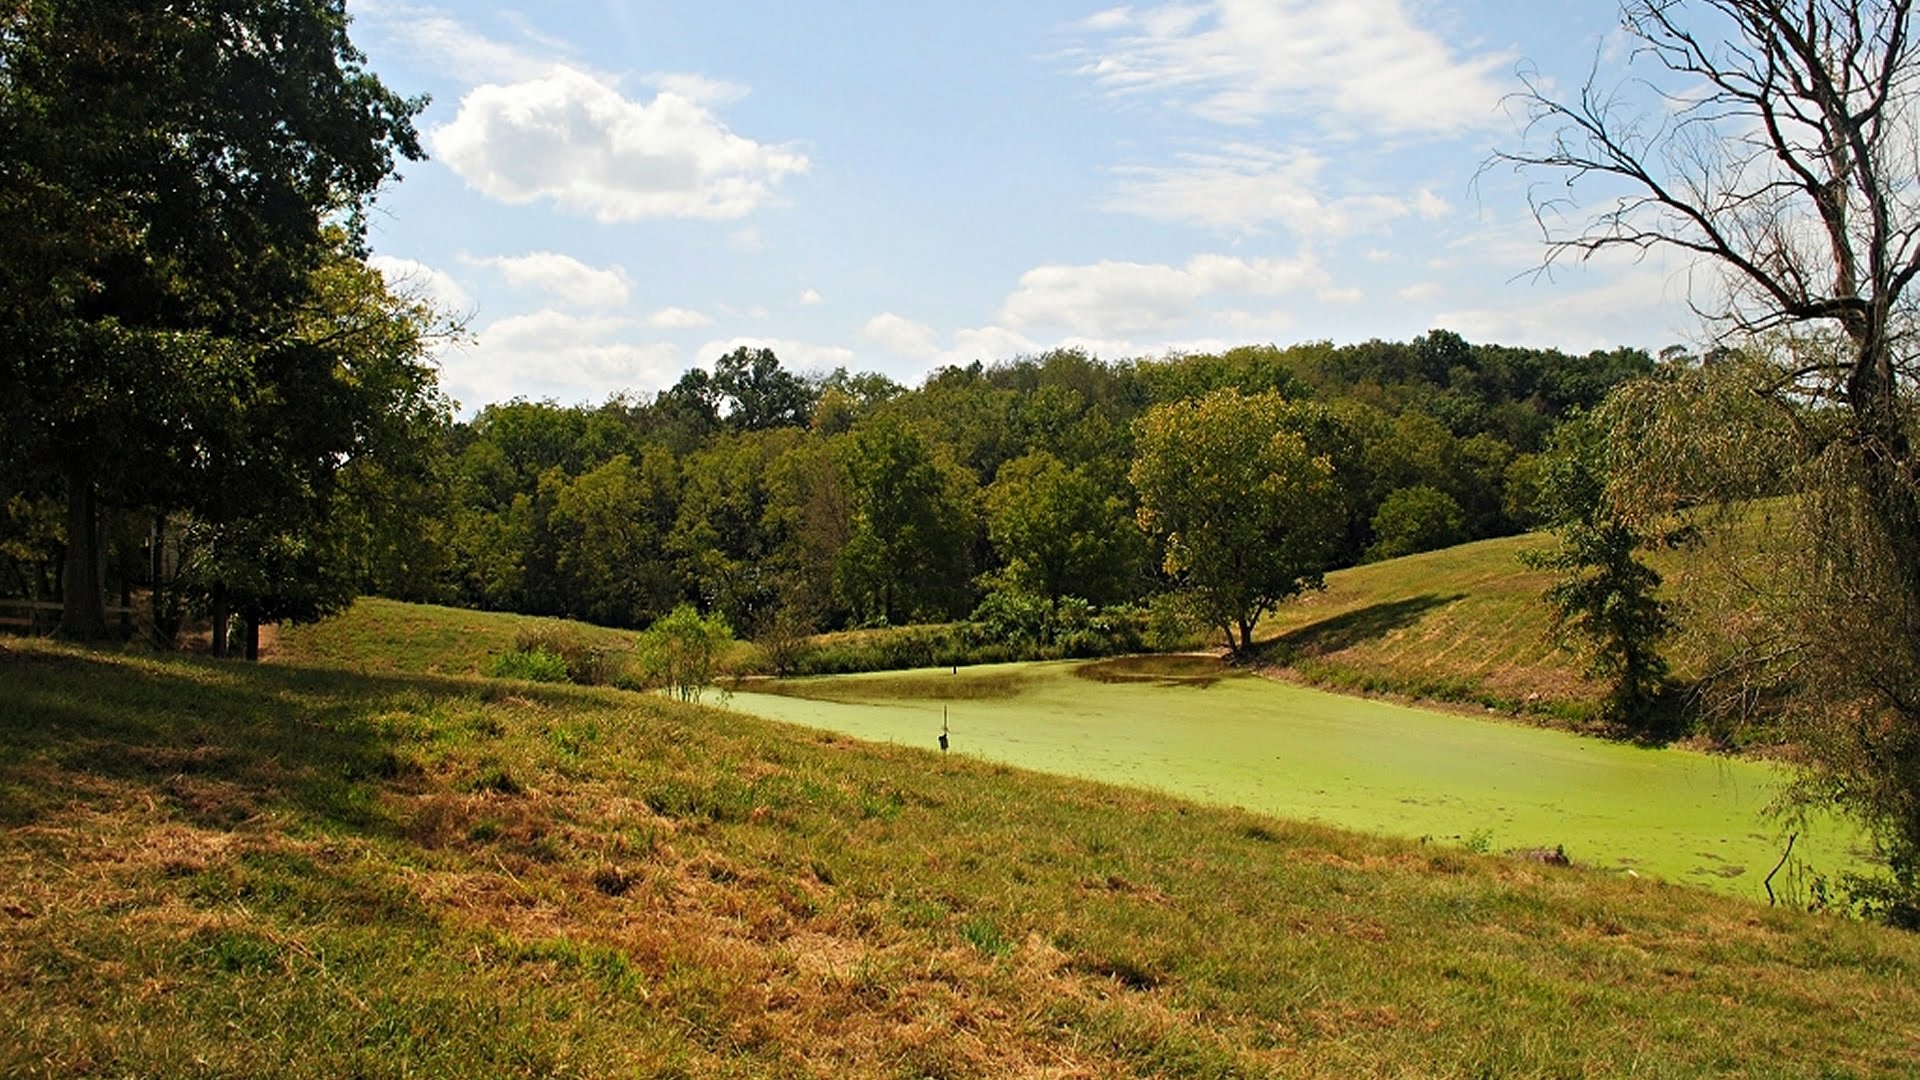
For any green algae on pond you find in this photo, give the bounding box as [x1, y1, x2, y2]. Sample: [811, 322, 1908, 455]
[727, 657, 1864, 898]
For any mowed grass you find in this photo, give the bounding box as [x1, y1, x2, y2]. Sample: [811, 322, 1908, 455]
[1255, 530, 1753, 724]
[273, 597, 643, 676]
[730, 658, 1863, 897]
[4, 633, 1919, 1077]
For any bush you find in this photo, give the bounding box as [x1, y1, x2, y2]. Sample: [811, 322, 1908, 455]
[637, 605, 733, 702]
[487, 646, 569, 683]
[511, 626, 619, 686]
[1366, 486, 1466, 562]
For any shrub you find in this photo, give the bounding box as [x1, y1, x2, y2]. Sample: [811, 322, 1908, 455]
[487, 646, 569, 683]
[637, 605, 733, 702]
[1366, 486, 1466, 562]
[511, 626, 619, 686]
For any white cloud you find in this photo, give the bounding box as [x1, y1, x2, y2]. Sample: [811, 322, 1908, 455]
[1416, 188, 1452, 219]
[1433, 261, 1702, 353]
[430, 66, 809, 222]
[647, 72, 750, 106]
[861, 313, 941, 358]
[1072, 0, 1510, 135]
[469, 251, 630, 307]
[367, 255, 474, 315]
[441, 309, 681, 409]
[353, 1, 596, 84]
[647, 306, 714, 329]
[1000, 253, 1324, 336]
[1399, 281, 1443, 301]
[799, 288, 824, 305]
[1316, 287, 1365, 305]
[694, 337, 856, 372]
[1106, 144, 1412, 234]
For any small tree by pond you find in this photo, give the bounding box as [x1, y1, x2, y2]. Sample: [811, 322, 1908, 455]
[639, 605, 733, 702]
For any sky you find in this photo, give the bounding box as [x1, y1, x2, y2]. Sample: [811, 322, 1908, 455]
[346, 0, 1709, 414]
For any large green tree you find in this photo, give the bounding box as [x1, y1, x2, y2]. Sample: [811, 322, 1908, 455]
[837, 417, 977, 625]
[985, 451, 1142, 611]
[1130, 389, 1340, 656]
[0, 0, 423, 638]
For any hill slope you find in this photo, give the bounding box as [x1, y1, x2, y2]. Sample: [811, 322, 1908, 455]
[3, 631, 1918, 1077]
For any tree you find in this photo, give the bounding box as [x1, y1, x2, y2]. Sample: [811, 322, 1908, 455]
[984, 451, 1143, 612]
[837, 417, 977, 625]
[0, 0, 424, 639]
[1130, 389, 1340, 656]
[712, 346, 816, 432]
[548, 451, 678, 627]
[1522, 417, 1676, 728]
[637, 604, 733, 703]
[1499, 0, 1920, 917]
[175, 248, 453, 655]
[1366, 487, 1466, 562]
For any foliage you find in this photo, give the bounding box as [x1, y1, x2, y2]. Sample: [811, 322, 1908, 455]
[1522, 416, 1677, 728]
[1130, 389, 1340, 655]
[637, 604, 733, 702]
[1503, 0, 1920, 918]
[985, 451, 1144, 611]
[836, 417, 978, 625]
[1366, 486, 1466, 562]
[486, 646, 570, 683]
[0, 0, 425, 639]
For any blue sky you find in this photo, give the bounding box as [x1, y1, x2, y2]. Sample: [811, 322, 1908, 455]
[348, 1, 1705, 413]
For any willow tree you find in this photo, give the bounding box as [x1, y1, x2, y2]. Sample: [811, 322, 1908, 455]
[0, 0, 424, 639]
[1498, 0, 1920, 920]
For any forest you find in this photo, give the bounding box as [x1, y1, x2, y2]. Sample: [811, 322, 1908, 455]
[1, 328, 1654, 659]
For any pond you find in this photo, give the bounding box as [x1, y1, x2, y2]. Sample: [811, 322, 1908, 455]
[725, 657, 1865, 899]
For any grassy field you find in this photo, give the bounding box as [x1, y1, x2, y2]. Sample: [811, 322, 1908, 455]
[728, 657, 1861, 898]
[5, 629, 1920, 1076]
[1253, 529, 1755, 725]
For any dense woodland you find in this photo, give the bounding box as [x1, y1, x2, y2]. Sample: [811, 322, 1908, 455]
[1, 331, 1653, 650]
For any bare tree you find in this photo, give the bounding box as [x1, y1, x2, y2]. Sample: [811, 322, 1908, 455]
[1497, 1, 1920, 921]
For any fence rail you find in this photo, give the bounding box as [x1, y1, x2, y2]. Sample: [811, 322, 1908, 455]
[0, 599, 150, 638]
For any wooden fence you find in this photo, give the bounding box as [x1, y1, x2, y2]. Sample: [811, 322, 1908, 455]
[0, 599, 152, 640]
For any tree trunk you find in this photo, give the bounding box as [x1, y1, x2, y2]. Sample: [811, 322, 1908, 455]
[210, 586, 230, 657]
[56, 464, 109, 640]
[244, 616, 261, 662]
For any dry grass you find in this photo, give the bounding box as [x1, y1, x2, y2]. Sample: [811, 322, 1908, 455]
[4, 633, 1919, 1077]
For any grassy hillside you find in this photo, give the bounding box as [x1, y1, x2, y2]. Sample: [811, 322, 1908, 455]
[1255, 534, 1594, 719]
[273, 598, 646, 677]
[4, 629, 1919, 1076]
[1255, 530, 1743, 725]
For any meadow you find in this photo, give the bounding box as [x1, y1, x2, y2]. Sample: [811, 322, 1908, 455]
[728, 657, 1859, 898]
[4, 632, 1919, 1076]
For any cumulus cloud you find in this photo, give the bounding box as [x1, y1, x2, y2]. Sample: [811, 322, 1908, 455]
[1072, 0, 1510, 135]
[799, 288, 824, 305]
[999, 254, 1324, 336]
[860, 313, 941, 358]
[441, 309, 681, 409]
[1105, 144, 1413, 234]
[430, 66, 809, 222]
[469, 251, 630, 308]
[647, 306, 715, 329]
[367, 255, 474, 315]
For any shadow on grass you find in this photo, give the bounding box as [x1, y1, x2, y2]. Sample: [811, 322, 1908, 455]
[1256, 593, 1466, 662]
[0, 645, 594, 836]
